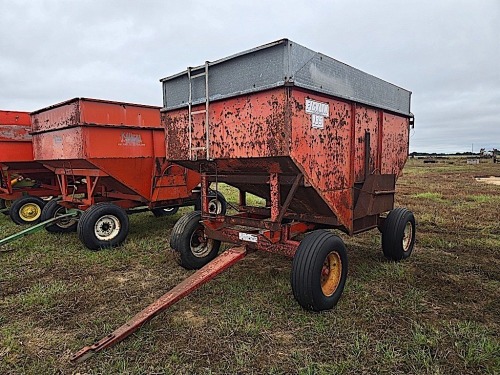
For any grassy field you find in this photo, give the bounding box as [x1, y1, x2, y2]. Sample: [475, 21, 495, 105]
[0, 159, 499, 374]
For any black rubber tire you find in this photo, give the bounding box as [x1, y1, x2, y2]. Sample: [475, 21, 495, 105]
[194, 191, 227, 215]
[9, 196, 46, 225]
[169, 211, 221, 270]
[291, 230, 348, 312]
[0, 199, 5, 210]
[77, 203, 129, 250]
[152, 206, 179, 217]
[382, 208, 416, 261]
[40, 199, 78, 233]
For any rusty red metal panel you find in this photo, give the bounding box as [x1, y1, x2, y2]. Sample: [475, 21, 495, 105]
[354, 105, 380, 183]
[0, 125, 31, 142]
[31, 98, 161, 133]
[89, 157, 156, 200]
[165, 90, 290, 161]
[164, 87, 357, 231]
[30, 100, 80, 133]
[33, 126, 85, 161]
[380, 113, 409, 176]
[289, 89, 354, 231]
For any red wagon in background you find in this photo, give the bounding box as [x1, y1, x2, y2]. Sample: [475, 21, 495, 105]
[31, 98, 225, 250]
[0, 110, 61, 225]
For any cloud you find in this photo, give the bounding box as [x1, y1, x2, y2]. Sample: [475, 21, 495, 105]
[1, 0, 498, 152]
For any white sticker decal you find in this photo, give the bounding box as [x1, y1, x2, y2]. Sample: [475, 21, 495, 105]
[238, 232, 258, 243]
[305, 99, 329, 129]
[118, 132, 145, 146]
[311, 114, 324, 129]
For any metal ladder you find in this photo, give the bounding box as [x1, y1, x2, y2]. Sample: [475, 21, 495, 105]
[187, 61, 211, 161]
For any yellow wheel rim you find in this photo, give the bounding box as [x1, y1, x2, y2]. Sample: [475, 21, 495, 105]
[321, 251, 342, 297]
[19, 203, 42, 222]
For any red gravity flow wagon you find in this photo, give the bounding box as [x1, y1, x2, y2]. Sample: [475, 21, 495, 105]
[31, 98, 225, 250]
[162, 39, 416, 310]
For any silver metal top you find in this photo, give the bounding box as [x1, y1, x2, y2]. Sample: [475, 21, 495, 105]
[160, 39, 412, 116]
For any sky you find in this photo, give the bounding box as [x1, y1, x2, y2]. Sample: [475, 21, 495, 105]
[0, 0, 498, 153]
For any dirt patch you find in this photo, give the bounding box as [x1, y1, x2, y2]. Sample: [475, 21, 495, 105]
[171, 309, 207, 327]
[475, 176, 500, 185]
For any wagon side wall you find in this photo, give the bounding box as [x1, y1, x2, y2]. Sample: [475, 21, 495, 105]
[164, 88, 291, 163]
[79, 100, 162, 128]
[0, 110, 31, 126]
[289, 88, 354, 230]
[31, 101, 81, 133]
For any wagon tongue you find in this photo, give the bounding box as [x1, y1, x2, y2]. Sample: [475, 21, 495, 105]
[70, 246, 247, 363]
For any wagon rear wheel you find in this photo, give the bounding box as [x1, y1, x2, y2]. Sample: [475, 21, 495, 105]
[291, 230, 348, 312]
[9, 196, 46, 225]
[41, 199, 78, 233]
[195, 191, 227, 215]
[170, 211, 221, 270]
[77, 203, 129, 250]
[381, 208, 416, 261]
[152, 206, 179, 217]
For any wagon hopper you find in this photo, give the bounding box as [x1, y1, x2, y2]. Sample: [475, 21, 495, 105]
[71, 39, 415, 361]
[31, 98, 225, 250]
[0, 110, 61, 224]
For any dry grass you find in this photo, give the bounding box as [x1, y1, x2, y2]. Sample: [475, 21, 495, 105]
[0, 158, 499, 374]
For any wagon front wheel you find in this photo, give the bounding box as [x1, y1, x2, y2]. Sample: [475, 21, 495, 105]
[291, 230, 348, 312]
[381, 208, 416, 261]
[9, 196, 46, 225]
[170, 211, 221, 270]
[77, 203, 129, 250]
